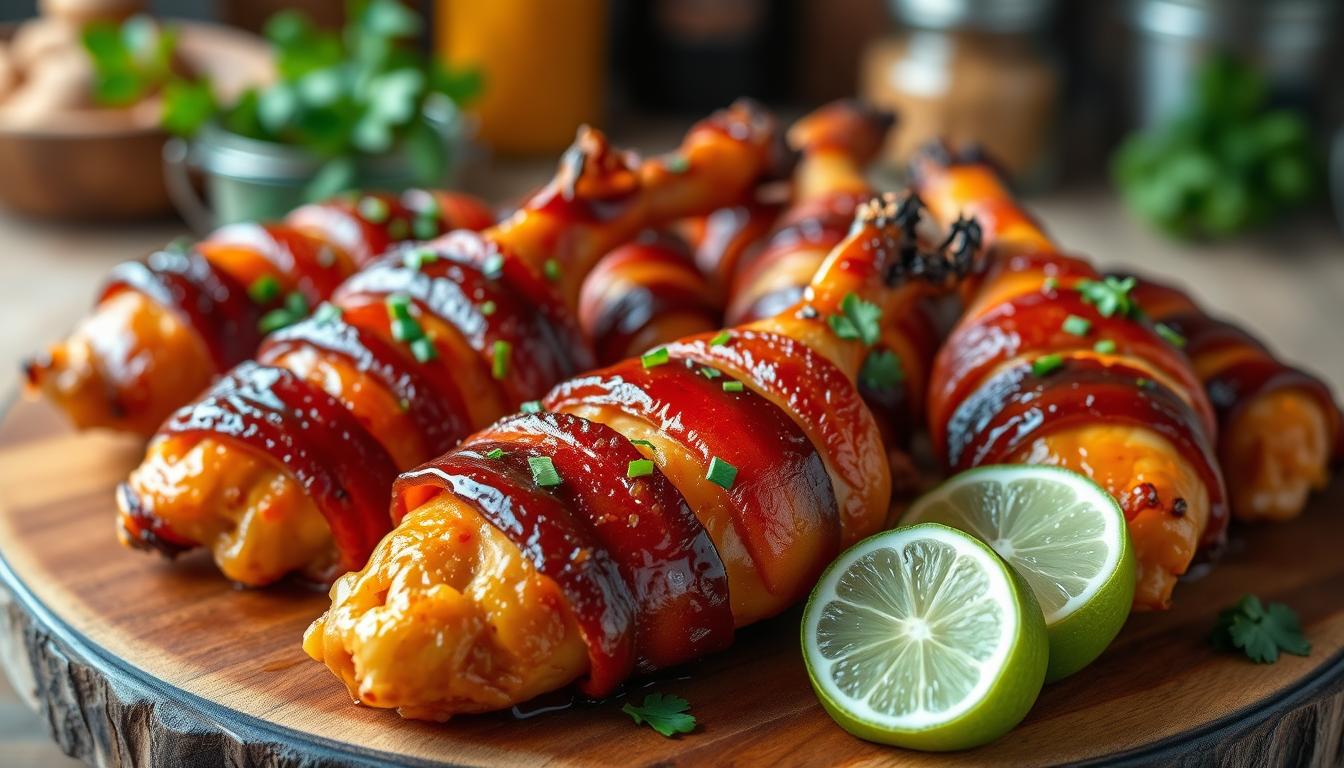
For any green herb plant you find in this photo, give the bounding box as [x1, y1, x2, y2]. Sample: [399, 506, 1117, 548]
[622, 692, 696, 738]
[152, 0, 480, 201]
[1112, 55, 1320, 239]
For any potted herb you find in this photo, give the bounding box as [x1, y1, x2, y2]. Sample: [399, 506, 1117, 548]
[159, 0, 480, 228]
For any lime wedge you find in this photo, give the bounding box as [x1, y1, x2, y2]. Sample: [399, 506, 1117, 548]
[802, 523, 1048, 751]
[901, 465, 1135, 681]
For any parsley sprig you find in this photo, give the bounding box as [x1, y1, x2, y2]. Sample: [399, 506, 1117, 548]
[622, 693, 696, 738]
[1076, 276, 1139, 319]
[827, 293, 882, 347]
[860, 349, 904, 391]
[1210, 594, 1310, 664]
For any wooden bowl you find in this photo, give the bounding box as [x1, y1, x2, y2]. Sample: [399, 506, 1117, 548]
[0, 20, 271, 221]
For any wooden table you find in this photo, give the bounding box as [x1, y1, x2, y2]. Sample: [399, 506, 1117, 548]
[0, 183, 1340, 766]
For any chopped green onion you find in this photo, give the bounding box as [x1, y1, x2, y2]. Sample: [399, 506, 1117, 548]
[285, 291, 309, 316]
[413, 214, 439, 240]
[627, 459, 655, 478]
[642, 348, 670, 369]
[392, 317, 425, 342]
[722, 381, 745, 393]
[385, 293, 413, 320]
[520, 400, 543, 414]
[248, 275, 280, 304]
[1136, 377, 1155, 389]
[528, 455, 562, 487]
[313, 302, 342, 325]
[705, 456, 737, 489]
[387, 218, 410, 241]
[1155, 322, 1187, 347]
[492, 340, 512, 380]
[479, 300, 496, 316]
[1062, 314, 1092, 337]
[1093, 338, 1117, 354]
[258, 309, 297, 334]
[1032, 353, 1065, 377]
[483, 253, 505, 279]
[664, 154, 690, 174]
[410, 337, 437, 363]
[1077, 276, 1139, 319]
[403, 248, 439, 271]
[358, 196, 390, 223]
[485, 448, 506, 459]
[1042, 277, 1059, 292]
[700, 366, 721, 379]
[543, 259, 561, 282]
[629, 438, 658, 451]
[709, 330, 731, 347]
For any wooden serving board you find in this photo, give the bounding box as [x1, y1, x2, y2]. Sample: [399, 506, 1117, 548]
[1, 398, 1342, 767]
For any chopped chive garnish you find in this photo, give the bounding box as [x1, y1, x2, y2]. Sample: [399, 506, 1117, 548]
[629, 438, 657, 451]
[285, 291, 309, 316]
[642, 348, 670, 368]
[313, 302, 342, 324]
[1062, 314, 1091, 336]
[483, 253, 505, 279]
[1042, 277, 1059, 292]
[543, 259, 561, 282]
[392, 317, 424, 342]
[1032, 353, 1065, 377]
[1137, 377, 1155, 389]
[358, 196, 390, 223]
[627, 459, 655, 478]
[248, 275, 280, 304]
[492, 340, 512, 380]
[485, 448, 506, 459]
[258, 308, 296, 334]
[413, 214, 439, 240]
[706, 457, 737, 489]
[722, 381, 745, 393]
[410, 337, 437, 362]
[1155, 322, 1186, 348]
[700, 366, 721, 379]
[1077, 276, 1139, 318]
[528, 455, 562, 487]
[520, 400, 543, 414]
[709, 330, 731, 347]
[479, 300, 496, 316]
[664, 154, 690, 174]
[1093, 338, 1117, 354]
[385, 293, 413, 320]
[403, 248, 439, 271]
[387, 218, 410, 240]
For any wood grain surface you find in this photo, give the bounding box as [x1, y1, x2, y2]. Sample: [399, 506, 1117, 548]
[0, 398, 1342, 767]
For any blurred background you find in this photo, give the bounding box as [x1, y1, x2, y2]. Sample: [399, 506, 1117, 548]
[0, 1, 1341, 764]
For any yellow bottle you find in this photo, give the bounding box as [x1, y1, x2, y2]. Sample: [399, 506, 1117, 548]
[436, 0, 608, 155]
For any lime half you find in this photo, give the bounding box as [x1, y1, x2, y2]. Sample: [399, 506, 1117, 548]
[901, 465, 1135, 681]
[802, 523, 1048, 751]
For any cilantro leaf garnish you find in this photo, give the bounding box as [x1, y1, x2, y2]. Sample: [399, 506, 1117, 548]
[827, 293, 882, 347]
[1076, 276, 1139, 319]
[860, 349, 904, 391]
[1210, 594, 1310, 663]
[621, 693, 696, 738]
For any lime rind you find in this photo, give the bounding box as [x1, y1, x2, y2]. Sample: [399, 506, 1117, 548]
[803, 523, 1048, 751]
[900, 465, 1135, 681]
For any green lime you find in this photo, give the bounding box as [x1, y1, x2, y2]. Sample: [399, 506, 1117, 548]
[802, 523, 1048, 751]
[901, 465, 1136, 681]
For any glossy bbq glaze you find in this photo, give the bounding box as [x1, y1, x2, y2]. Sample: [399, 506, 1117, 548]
[24, 189, 495, 435]
[304, 193, 972, 720]
[912, 143, 1227, 609]
[118, 102, 785, 586]
[1126, 275, 1342, 521]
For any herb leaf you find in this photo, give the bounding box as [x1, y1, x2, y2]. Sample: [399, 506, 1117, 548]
[827, 293, 882, 346]
[1076, 276, 1139, 319]
[1210, 594, 1310, 663]
[860, 349, 904, 391]
[622, 693, 696, 738]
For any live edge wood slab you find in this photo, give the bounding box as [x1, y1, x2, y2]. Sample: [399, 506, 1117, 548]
[1, 398, 1342, 767]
